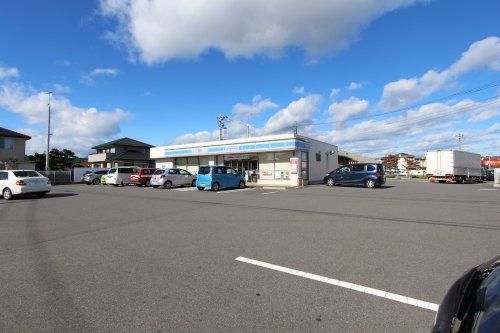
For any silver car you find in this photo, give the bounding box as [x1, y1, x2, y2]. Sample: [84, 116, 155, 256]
[150, 168, 197, 189]
[82, 170, 109, 185]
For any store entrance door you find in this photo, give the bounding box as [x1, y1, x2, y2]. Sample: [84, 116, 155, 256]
[225, 159, 258, 173]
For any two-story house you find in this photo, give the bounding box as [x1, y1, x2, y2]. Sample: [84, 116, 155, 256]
[0, 127, 31, 169]
[88, 137, 154, 168]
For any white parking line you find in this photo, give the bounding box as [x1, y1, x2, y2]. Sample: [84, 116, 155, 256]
[216, 188, 255, 194]
[172, 187, 198, 191]
[478, 188, 498, 191]
[262, 191, 279, 195]
[235, 256, 439, 312]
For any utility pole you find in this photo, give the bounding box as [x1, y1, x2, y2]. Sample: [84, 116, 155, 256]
[45, 92, 52, 171]
[293, 121, 298, 135]
[217, 115, 228, 140]
[456, 133, 464, 151]
[247, 124, 250, 138]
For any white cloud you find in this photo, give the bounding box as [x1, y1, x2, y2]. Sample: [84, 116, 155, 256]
[379, 36, 500, 110]
[0, 82, 132, 155]
[467, 102, 500, 122]
[259, 94, 322, 134]
[293, 86, 306, 95]
[347, 82, 362, 90]
[100, 0, 425, 64]
[329, 88, 341, 100]
[173, 94, 321, 143]
[328, 96, 369, 125]
[82, 68, 118, 84]
[0, 64, 19, 79]
[232, 95, 278, 118]
[53, 84, 71, 94]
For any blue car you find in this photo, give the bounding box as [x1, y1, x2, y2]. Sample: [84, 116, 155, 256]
[324, 163, 386, 188]
[196, 166, 246, 191]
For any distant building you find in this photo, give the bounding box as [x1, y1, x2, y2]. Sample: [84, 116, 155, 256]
[338, 149, 380, 165]
[0, 127, 33, 170]
[88, 137, 154, 168]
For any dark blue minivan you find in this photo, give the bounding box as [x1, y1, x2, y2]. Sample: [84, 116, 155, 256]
[324, 163, 385, 188]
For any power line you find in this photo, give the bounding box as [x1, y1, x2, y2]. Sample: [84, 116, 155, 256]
[323, 96, 499, 139]
[295, 79, 500, 129]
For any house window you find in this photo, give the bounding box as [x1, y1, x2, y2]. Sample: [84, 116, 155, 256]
[316, 152, 321, 162]
[0, 138, 15, 150]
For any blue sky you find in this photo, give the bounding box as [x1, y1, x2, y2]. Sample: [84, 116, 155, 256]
[0, 0, 499, 156]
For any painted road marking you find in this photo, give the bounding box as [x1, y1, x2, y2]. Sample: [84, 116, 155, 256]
[216, 188, 255, 194]
[478, 188, 498, 191]
[172, 187, 198, 191]
[262, 191, 279, 195]
[235, 256, 439, 312]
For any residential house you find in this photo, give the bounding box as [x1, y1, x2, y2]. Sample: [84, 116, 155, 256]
[88, 137, 154, 168]
[0, 127, 32, 169]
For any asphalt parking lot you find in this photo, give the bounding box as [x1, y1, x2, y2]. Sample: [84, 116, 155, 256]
[1, 180, 499, 332]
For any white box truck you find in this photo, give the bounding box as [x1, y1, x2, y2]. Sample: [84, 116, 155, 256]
[425, 150, 482, 183]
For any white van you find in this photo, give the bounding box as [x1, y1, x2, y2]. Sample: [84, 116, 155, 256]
[105, 167, 136, 186]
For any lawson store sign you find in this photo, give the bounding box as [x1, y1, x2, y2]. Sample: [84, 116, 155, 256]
[164, 139, 310, 157]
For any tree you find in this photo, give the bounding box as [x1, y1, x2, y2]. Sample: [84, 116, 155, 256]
[381, 154, 398, 170]
[27, 148, 77, 170]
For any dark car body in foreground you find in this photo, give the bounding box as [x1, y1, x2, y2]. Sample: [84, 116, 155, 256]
[432, 256, 500, 333]
[324, 163, 386, 188]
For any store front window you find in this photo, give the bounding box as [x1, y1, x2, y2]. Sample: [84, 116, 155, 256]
[301, 151, 309, 180]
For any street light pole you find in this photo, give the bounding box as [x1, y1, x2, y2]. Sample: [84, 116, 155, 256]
[45, 92, 52, 171]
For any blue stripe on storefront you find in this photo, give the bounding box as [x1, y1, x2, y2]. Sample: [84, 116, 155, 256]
[164, 140, 309, 157]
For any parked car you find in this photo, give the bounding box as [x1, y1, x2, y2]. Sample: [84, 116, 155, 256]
[130, 167, 157, 187]
[196, 166, 245, 191]
[105, 167, 136, 186]
[101, 173, 108, 185]
[432, 255, 499, 333]
[150, 168, 197, 189]
[0, 170, 51, 200]
[324, 163, 386, 188]
[82, 170, 109, 185]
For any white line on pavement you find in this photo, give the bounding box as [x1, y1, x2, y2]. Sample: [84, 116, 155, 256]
[262, 191, 279, 195]
[235, 256, 439, 312]
[478, 188, 498, 191]
[216, 188, 255, 194]
[172, 187, 198, 191]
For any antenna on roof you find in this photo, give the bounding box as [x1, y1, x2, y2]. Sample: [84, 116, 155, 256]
[217, 115, 228, 140]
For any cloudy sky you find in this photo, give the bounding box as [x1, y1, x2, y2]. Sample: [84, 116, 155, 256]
[0, 0, 499, 157]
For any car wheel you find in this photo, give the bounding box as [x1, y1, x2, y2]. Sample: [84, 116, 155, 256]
[146, 180, 151, 187]
[365, 179, 376, 189]
[211, 182, 220, 192]
[3, 188, 13, 200]
[163, 181, 172, 189]
[197, 187, 204, 191]
[120, 181, 125, 187]
[326, 178, 335, 186]
[92, 178, 100, 185]
[238, 181, 245, 189]
[191, 179, 197, 187]
[36, 192, 47, 198]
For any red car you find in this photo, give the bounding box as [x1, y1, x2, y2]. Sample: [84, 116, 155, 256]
[130, 168, 157, 187]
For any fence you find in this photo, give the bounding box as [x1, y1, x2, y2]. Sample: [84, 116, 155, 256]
[38, 170, 73, 185]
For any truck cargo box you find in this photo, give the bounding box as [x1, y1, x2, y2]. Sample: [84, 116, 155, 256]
[426, 150, 481, 182]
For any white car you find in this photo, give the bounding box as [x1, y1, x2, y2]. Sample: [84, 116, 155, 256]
[0, 170, 51, 200]
[105, 166, 136, 186]
[150, 168, 197, 188]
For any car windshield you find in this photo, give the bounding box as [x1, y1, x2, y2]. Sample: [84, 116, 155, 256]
[198, 167, 211, 174]
[153, 169, 164, 175]
[13, 171, 42, 178]
[83, 171, 92, 175]
[132, 168, 139, 175]
[108, 168, 116, 174]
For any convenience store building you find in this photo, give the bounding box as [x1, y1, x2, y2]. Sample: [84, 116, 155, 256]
[150, 133, 338, 186]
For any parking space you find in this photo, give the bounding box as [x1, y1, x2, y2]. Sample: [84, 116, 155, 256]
[0, 180, 498, 332]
